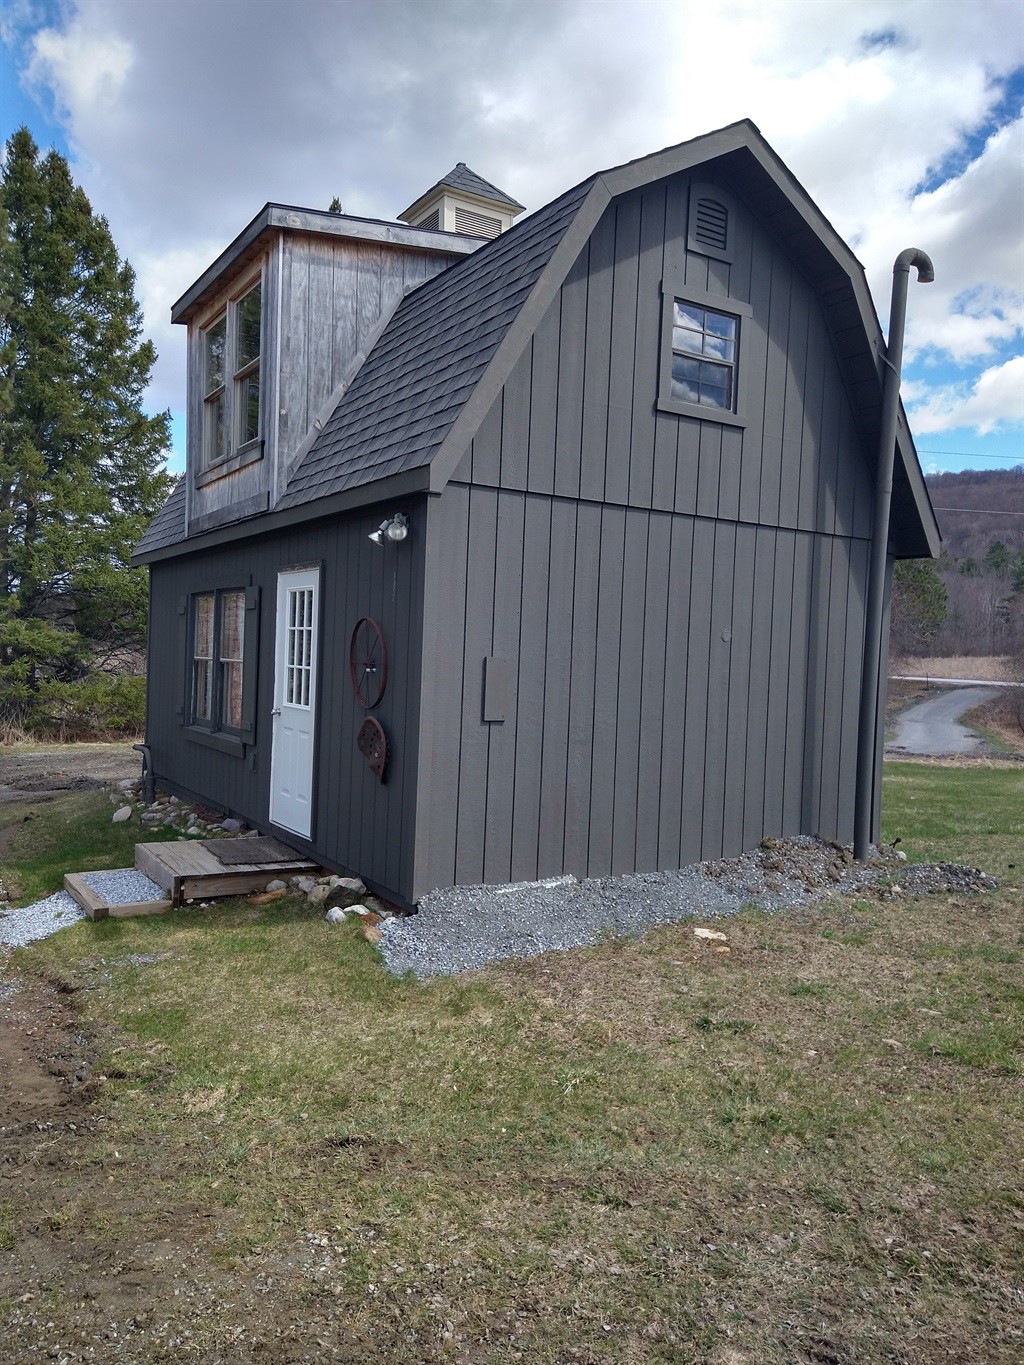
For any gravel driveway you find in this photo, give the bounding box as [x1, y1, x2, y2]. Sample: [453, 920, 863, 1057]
[887, 685, 998, 757]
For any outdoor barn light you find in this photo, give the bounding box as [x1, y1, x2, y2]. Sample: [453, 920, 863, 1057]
[853, 247, 934, 863]
[368, 514, 409, 547]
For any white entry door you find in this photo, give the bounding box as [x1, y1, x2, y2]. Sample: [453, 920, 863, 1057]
[269, 567, 320, 838]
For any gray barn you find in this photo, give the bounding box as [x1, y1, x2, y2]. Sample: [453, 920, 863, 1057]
[133, 121, 939, 909]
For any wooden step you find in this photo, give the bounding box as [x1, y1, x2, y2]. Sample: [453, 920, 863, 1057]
[135, 839, 320, 905]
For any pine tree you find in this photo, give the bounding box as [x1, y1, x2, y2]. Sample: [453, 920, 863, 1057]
[0, 127, 172, 732]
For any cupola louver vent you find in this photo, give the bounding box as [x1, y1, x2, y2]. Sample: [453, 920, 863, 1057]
[694, 197, 728, 252]
[454, 206, 503, 237]
[416, 207, 441, 230]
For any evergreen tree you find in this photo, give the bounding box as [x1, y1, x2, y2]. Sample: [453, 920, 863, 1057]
[0, 127, 171, 731]
[984, 539, 1011, 576]
[890, 558, 948, 657]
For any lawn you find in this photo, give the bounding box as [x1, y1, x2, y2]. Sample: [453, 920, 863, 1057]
[1, 763, 1022, 1362]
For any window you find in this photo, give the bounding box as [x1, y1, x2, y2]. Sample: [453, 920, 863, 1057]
[657, 285, 751, 426]
[191, 590, 248, 735]
[669, 301, 737, 411]
[200, 278, 262, 468]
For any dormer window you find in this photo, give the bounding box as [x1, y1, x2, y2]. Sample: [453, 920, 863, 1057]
[201, 278, 262, 468]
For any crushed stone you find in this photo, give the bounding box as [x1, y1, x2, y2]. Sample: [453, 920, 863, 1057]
[378, 836, 998, 979]
[1, 870, 165, 950]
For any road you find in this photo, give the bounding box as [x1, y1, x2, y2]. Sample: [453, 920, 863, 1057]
[887, 685, 998, 757]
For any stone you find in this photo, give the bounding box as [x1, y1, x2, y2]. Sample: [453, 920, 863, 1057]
[117, 779, 136, 792]
[307, 884, 330, 905]
[112, 806, 132, 823]
[221, 817, 242, 832]
[141, 812, 163, 825]
[325, 906, 349, 925]
[693, 926, 728, 942]
[292, 875, 317, 894]
[325, 878, 368, 912]
[361, 923, 383, 945]
[265, 879, 287, 892]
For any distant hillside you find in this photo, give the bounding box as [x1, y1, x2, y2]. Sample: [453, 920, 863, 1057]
[893, 467, 1024, 658]
[926, 467, 1024, 561]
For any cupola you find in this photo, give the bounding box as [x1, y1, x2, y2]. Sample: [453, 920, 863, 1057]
[399, 162, 525, 238]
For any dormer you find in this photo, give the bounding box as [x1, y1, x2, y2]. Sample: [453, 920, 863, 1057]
[398, 163, 525, 239]
[171, 207, 483, 536]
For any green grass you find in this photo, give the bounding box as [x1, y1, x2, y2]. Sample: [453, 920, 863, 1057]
[2, 766, 1023, 1361]
[0, 788, 181, 904]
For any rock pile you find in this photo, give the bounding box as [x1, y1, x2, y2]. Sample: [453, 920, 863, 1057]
[109, 778, 250, 840]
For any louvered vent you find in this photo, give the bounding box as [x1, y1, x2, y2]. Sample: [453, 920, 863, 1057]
[694, 198, 728, 253]
[454, 206, 503, 237]
[416, 207, 441, 230]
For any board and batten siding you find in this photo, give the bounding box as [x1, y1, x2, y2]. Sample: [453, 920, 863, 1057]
[415, 174, 881, 898]
[414, 484, 869, 898]
[452, 177, 875, 539]
[146, 499, 428, 903]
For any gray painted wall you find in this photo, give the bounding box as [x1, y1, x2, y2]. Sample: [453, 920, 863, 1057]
[414, 174, 879, 898]
[146, 498, 427, 903]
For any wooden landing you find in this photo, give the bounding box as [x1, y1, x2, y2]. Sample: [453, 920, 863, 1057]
[135, 839, 319, 904]
[64, 871, 173, 922]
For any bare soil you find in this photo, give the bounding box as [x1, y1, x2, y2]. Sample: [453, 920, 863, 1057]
[0, 745, 140, 806]
[0, 975, 355, 1363]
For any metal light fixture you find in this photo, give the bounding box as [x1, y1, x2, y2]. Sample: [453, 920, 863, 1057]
[368, 513, 409, 547]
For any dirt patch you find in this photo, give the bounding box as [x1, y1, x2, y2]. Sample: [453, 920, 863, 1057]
[0, 974, 388, 1361]
[0, 745, 140, 806]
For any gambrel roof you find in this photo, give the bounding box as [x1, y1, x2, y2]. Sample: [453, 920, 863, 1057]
[134, 120, 939, 564]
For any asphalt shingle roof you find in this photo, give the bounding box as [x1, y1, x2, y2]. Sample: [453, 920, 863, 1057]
[277, 176, 592, 508]
[431, 162, 525, 211]
[134, 478, 185, 557]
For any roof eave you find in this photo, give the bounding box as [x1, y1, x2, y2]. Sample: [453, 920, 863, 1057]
[131, 465, 434, 566]
[170, 205, 484, 325]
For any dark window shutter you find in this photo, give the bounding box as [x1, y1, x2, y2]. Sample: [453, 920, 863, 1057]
[240, 585, 261, 741]
[176, 596, 188, 720]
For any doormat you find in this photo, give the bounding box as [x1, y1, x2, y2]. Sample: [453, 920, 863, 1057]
[203, 837, 299, 866]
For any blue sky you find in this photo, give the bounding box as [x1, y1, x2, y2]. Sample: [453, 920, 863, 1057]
[2, 0, 1022, 478]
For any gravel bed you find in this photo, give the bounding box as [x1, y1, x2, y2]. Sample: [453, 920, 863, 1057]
[378, 836, 997, 979]
[0, 869, 165, 950]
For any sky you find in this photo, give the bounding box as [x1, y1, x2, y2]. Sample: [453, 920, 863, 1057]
[1, 0, 1022, 479]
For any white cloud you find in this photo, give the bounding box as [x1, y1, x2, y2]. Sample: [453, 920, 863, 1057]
[905, 356, 1024, 434]
[7, 0, 1023, 458]
[26, 12, 133, 131]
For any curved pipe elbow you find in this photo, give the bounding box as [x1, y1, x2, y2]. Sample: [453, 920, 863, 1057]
[894, 247, 935, 283]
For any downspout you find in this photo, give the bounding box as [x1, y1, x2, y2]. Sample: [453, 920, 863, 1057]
[853, 248, 934, 861]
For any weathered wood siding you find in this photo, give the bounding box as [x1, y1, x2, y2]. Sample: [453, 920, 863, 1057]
[146, 499, 427, 903]
[275, 235, 453, 498]
[416, 174, 879, 897]
[187, 235, 457, 534]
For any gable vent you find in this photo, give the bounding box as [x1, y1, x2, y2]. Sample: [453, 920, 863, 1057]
[694, 197, 728, 252]
[454, 206, 503, 237]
